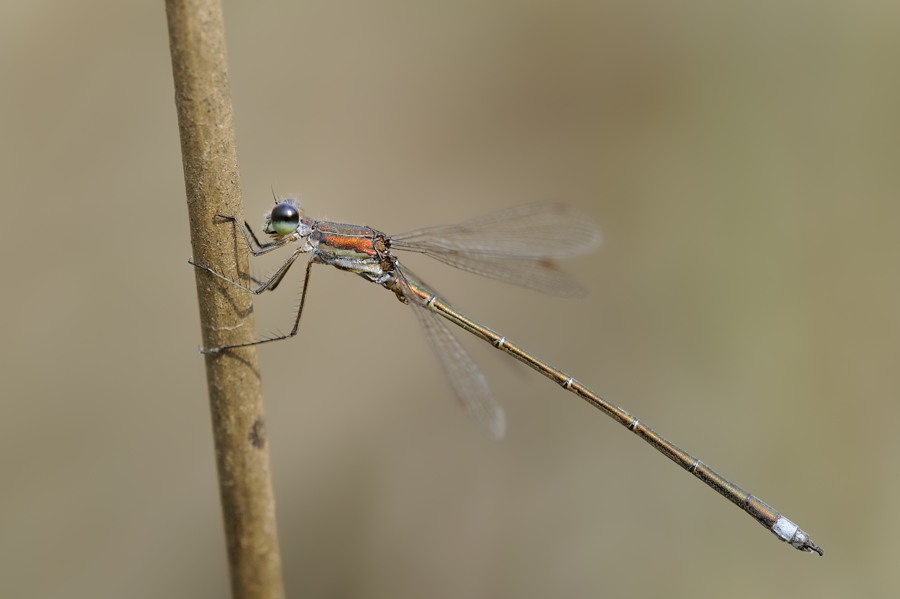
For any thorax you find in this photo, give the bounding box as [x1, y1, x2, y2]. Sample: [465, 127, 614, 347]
[310, 220, 394, 280]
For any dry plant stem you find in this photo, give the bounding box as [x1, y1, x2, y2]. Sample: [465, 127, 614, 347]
[166, 1, 285, 598]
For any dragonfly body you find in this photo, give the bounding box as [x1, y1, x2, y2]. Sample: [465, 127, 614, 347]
[191, 198, 822, 555]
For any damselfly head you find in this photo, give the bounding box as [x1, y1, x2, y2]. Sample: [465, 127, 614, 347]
[264, 199, 304, 237]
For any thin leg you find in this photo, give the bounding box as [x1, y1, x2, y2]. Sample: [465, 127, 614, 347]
[265, 255, 298, 292]
[201, 259, 317, 353]
[238, 216, 268, 251]
[215, 213, 292, 256]
[189, 245, 306, 295]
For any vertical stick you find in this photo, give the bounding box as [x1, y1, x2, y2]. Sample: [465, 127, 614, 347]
[166, 1, 286, 597]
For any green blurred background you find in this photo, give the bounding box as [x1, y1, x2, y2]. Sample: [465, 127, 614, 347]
[2, 1, 897, 597]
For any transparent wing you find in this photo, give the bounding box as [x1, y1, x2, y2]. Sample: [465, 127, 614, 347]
[400, 275, 506, 438]
[391, 202, 602, 296]
[391, 202, 602, 258]
[412, 253, 588, 296]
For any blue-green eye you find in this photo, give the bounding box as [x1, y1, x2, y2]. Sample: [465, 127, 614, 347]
[269, 202, 301, 235]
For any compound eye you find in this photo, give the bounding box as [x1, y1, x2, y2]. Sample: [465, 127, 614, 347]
[269, 202, 301, 235]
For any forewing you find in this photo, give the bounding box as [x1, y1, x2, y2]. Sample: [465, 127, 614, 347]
[391, 202, 602, 259]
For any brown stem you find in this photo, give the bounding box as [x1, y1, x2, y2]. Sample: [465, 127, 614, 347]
[166, 1, 285, 597]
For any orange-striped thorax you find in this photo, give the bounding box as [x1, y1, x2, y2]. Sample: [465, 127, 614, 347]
[310, 220, 396, 283]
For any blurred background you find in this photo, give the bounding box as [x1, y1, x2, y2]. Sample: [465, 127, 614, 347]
[2, 1, 897, 597]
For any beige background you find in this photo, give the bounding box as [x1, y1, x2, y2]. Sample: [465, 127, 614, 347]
[2, 1, 897, 597]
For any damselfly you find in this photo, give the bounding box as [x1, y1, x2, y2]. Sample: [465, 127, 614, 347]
[191, 198, 822, 555]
